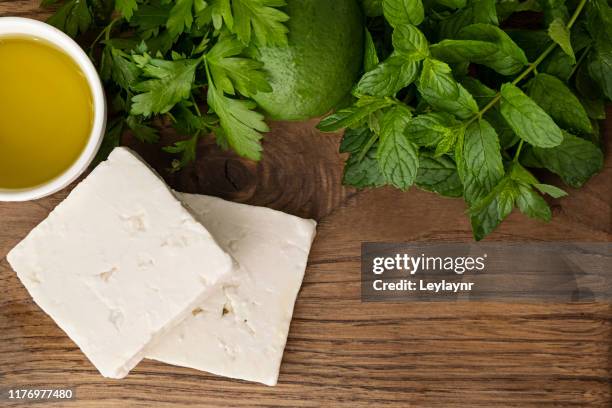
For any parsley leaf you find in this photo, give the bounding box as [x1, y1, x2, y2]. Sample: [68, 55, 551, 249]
[116, 0, 139, 21]
[167, 0, 207, 38]
[207, 78, 267, 160]
[126, 116, 159, 143]
[197, 0, 234, 30]
[206, 36, 272, 97]
[46, 0, 92, 38]
[164, 135, 199, 170]
[231, 0, 289, 46]
[131, 56, 200, 116]
[102, 46, 141, 92]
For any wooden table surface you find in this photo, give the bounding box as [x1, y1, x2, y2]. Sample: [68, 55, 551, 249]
[1, 2, 611, 407]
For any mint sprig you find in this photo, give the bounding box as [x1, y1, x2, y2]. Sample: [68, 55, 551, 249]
[320, 0, 608, 240]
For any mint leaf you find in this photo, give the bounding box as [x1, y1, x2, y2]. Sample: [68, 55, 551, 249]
[434, 123, 464, 157]
[527, 73, 592, 135]
[382, 0, 425, 27]
[355, 56, 419, 97]
[509, 161, 538, 185]
[580, 97, 606, 120]
[454, 23, 528, 75]
[206, 36, 271, 97]
[470, 194, 507, 240]
[533, 183, 568, 198]
[500, 83, 563, 148]
[467, 176, 514, 240]
[496, 0, 542, 21]
[430, 39, 499, 67]
[588, 50, 612, 101]
[363, 0, 384, 17]
[460, 78, 519, 148]
[416, 153, 463, 197]
[392, 24, 429, 61]
[540, 47, 575, 81]
[207, 82, 267, 160]
[585, 0, 612, 99]
[532, 132, 604, 188]
[435, 0, 467, 9]
[377, 106, 419, 190]
[548, 17, 575, 63]
[47, 0, 92, 38]
[116, 0, 138, 21]
[459, 77, 496, 108]
[515, 183, 552, 221]
[438, 0, 498, 39]
[317, 96, 395, 132]
[486, 108, 519, 149]
[507, 29, 551, 61]
[344, 145, 387, 188]
[405, 112, 460, 147]
[364, 29, 380, 72]
[340, 127, 373, 154]
[456, 119, 504, 205]
[539, 0, 568, 25]
[417, 58, 479, 119]
[231, 0, 289, 46]
[131, 57, 200, 116]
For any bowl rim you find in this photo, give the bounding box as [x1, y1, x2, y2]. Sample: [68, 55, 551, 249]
[0, 17, 106, 202]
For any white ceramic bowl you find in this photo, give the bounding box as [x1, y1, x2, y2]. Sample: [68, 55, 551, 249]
[0, 17, 106, 202]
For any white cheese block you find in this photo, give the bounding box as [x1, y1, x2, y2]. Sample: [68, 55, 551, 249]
[147, 193, 317, 386]
[7, 148, 233, 379]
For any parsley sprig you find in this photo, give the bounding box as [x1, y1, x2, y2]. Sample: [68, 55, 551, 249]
[41, 0, 289, 169]
[320, 0, 609, 240]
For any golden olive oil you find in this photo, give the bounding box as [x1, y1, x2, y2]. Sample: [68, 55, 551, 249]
[0, 37, 93, 189]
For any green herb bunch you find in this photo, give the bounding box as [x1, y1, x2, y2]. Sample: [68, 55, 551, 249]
[319, 0, 610, 240]
[41, 0, 289, 169]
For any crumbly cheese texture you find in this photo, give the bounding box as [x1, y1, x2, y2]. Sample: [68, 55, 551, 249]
[7, 148, 233, 379]
[147, 193, 317, 386]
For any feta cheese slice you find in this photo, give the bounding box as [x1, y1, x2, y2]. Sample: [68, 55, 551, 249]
[7, 148, 233, 379]
[147, 193, 317, 386]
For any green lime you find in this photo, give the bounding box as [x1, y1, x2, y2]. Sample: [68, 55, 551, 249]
[253, 0, 364, 121]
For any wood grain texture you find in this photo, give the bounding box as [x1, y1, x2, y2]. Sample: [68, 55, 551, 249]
[1, 2, 611, 407]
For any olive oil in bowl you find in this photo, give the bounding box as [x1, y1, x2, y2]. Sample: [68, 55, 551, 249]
[0, 36, 93, 190]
